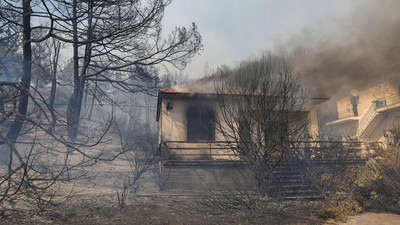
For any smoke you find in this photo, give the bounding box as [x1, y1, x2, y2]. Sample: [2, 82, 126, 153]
[289, 0, 400, 97]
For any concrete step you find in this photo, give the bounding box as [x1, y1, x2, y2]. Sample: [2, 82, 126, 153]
[284, 195, 323, 200]
[277, 189, 321, 197]
[273, 171, 303, 176]
[274, 180, 306, 186]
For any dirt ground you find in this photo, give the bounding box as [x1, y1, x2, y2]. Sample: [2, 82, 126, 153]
[0, 194, 325, 225]
[0, 157, 322, 225]
[1, 159, 399, 225]
[2, 193, 400, 225]
[325, 213, 400, 225]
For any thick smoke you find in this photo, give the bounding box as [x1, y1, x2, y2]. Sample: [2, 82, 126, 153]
[291, 0, 400, 97]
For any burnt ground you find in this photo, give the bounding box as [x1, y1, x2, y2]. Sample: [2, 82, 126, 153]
[0, 156, 326, 225]
[0, 194, 325, 225]
[3, 193, 400, 225]
[1, 158, 399, 224]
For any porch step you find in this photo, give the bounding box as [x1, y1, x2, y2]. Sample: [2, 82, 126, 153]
[161, 159, 322, 200]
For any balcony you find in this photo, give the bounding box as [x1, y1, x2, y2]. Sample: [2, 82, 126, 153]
[327, 94, 400, 128]
[326, 108, 359, 126]
[338, 108, 358, 119]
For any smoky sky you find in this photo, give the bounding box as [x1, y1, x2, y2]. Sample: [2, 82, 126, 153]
[162, 0, 358, 79]
[287, 0, 400, 97]
[163, 0, 400, 97]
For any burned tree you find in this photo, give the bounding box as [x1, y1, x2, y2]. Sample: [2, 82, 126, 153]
[215, 53, 309, 195]
[46, 0, 203, 140]
[0, 0, 201, 214]
[116, 121, 159, 208]
[1, 0, 202, 141]
[0, 0, 32, 145]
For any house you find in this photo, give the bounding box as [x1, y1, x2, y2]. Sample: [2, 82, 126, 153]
[156, 74, 329, 191]
[326, 81, 400, 142]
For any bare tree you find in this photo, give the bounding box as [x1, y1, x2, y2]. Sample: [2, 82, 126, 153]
[115, 114, 159, 209]
[215, 53, 309, 196]
[0, 0, 200, 213]
[45, 38, 62, 117]
[1, 0, 202, 141]
[45, 0, 203, 140]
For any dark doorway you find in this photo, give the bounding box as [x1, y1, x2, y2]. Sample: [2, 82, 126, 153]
[187, 106, 215, 141]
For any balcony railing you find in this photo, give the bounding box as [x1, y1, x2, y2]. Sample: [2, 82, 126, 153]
[373, 94, 400, 109]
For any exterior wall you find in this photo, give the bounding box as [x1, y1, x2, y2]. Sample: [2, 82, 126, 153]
[363, 110, 400, 142]
[330, 81, 400, 142]
[159, 97, 237, 160]
[328, 121, 359, 138]
[337, 82, 398, 120]
[159, 97, 320, 159]
[308, 105, 319, 139]
[158, 95, 324, 192]
[159, 98, 190, 142]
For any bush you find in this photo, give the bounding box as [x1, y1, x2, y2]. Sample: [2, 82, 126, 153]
[355, 125, 400, 213]
[362, 147, 400, 212]
[317, 198, 362, 222]
[315, 166, 364, 222]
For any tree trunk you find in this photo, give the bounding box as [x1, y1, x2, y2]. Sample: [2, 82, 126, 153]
[88, 83, 97, 121]
[144, 94, 150, 132]
[67, 0, 81, 141]
[66, 0, 93, 140]
[49, 40, 60, 111]
[3, 0, 32, 144]
[49, 69, 57, 126]
[67, 79, 84, 141]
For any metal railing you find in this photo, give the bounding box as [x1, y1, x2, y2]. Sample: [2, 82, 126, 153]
[161, 141, 239, 161]
[373, 94, 400, 109]
[160, 140, 380, 162]
[292, 140, 379, 160]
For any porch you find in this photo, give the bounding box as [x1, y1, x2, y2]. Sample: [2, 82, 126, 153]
[158, 140, 377, 195]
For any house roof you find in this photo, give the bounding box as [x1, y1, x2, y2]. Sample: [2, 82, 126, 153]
[158, 73, 329, 99]
[159, 73, 224, 95]
[156, 74, 330, 121]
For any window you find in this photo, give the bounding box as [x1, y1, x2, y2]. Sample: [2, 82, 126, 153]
[186, 106, 215, 141]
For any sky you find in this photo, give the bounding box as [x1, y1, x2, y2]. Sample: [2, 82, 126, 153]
[161, 0, 361, 79]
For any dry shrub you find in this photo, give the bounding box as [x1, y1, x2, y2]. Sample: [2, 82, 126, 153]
[315, 166, 364, 222]
[317, 198, 362, 222]
[335, 125, 400, 214]
[310, 142, 368, 222]
[360, 126, 400, 213]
